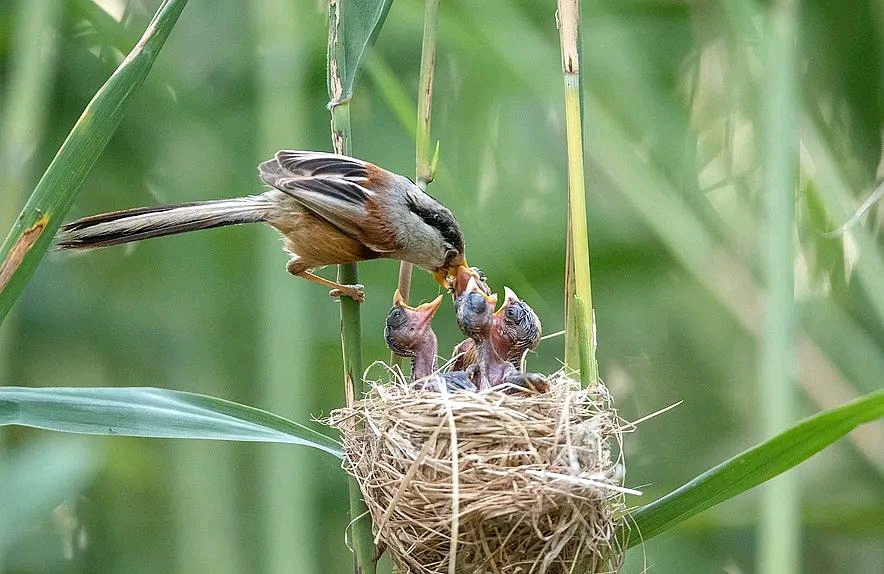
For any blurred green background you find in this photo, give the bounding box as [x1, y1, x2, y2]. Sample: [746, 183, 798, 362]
[1, 0, 883, 572]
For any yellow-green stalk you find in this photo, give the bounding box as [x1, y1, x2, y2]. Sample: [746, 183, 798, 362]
[327, 2, 375, 571]
[393, 0, 442, 367]
[557, 0, 597, 385]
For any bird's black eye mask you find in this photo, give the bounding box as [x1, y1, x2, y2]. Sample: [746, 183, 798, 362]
[407, 197, 464, 256]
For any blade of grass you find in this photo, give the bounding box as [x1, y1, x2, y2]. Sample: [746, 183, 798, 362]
[394, 0, 441, 367]
[0, 0, 189, 325]
[328, 0, 394, 106]
[619, 389, 884, 549]
[758, 0, 800, 571]
[0, 386, 342, 458]
[800, 115, 884, 326]
[556, 0, 597, 384]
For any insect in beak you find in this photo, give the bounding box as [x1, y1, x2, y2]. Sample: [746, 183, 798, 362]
[435, 258, 469, 290]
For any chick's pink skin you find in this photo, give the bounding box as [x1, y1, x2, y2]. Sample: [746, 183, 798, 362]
[387, 290, 443, 379]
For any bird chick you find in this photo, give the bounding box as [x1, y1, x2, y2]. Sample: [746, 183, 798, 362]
[454, 279, 548, 393]
[454, 275, 497, 344]
[452, 286, 542, 372]
[453, 275, 508, 390]
[384, 290, 477, 393]
[452, 266, 491, 299]
[489, 287, 542, 370]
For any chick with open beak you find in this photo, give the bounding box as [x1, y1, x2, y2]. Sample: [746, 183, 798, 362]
[454, 274, 498, 343]
[385, 290, 444, 379]
[384, 290, 477, 392]
[489, 287, 542, 369]
[452, 283, 541, 372]
[453, 278, 549, 393]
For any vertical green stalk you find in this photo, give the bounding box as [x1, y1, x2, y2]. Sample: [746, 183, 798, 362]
[393, 0, 441, 366]
[758, 0, 799, 572]
[252, 0, 319, 572]
[327, 3, 375, 572]
[556, 0, 597, 385]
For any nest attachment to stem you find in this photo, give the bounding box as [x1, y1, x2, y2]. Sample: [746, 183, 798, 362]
[328, 372, 629, 574]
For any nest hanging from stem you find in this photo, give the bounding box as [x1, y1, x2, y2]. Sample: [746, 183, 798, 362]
[328, 373, 631, 574]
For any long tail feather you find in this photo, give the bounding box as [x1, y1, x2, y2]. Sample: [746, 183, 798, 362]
[54, 196, 272, 250]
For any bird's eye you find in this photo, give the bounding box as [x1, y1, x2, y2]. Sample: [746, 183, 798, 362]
[506, 306, 519, 319]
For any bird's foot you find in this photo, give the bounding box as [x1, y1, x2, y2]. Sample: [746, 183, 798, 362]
[329, 283, 365, 303]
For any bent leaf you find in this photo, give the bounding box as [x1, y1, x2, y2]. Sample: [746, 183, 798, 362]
[327, 0, 394, 104]
[0, 386, 342, 458]
[0, 0, 189, 324]
[621, 389, 884, 548]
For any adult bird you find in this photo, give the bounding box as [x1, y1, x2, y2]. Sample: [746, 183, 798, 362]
[55, 150, 467, 302]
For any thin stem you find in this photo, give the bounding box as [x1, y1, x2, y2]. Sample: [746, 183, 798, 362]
[393, 0, 441, 368]
[758, 0, 800, 571]
[331, 103, 375, 574]
[327, 1, 375, 569]
[557, 0, 597, 385]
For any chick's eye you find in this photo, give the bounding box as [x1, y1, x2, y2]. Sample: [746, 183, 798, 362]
[506, 307, 519, 319]
[387, 308, 406, 328]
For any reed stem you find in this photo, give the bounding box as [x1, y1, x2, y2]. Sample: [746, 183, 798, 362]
[758, 0, 799, 571]
[393, 0, 442, 368]
[327, 1, 375, 569]
[557, 0, 597, 385]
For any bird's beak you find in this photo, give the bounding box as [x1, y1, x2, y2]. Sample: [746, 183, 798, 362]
[465, 276, 497, 306]
[433, 269, 449, 289]
[493, 286, 520, 317]
[415, 293, 444, 317]
[434, 259, 469, 290]
[393, 289, 443, 322]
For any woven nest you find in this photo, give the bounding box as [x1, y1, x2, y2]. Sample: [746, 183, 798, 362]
[328, 372, 628, 574]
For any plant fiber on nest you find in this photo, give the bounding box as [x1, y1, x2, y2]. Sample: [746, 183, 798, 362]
[328, 373, 628, 574]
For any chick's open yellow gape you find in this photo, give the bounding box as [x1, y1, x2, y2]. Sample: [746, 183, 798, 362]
[329, 266, 629, 574]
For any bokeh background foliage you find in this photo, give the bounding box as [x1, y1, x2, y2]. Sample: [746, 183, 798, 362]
[1, 0, 883, 573]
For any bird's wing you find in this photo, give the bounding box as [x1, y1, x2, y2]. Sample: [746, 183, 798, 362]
[258, 150, 397, 252]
